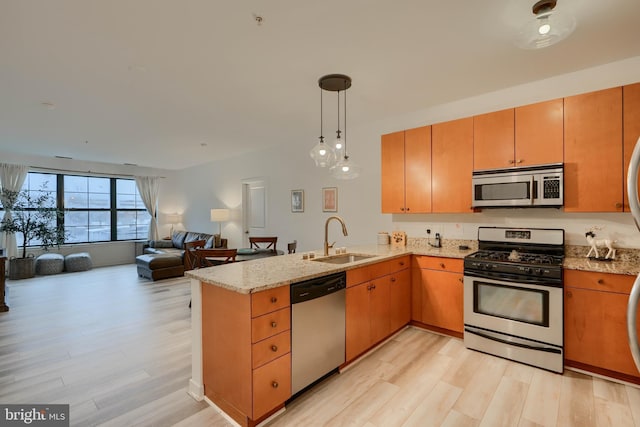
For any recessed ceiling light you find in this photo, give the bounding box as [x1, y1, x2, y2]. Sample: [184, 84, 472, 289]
[41, 102, 55, 110]
[200, 142, 208, 147]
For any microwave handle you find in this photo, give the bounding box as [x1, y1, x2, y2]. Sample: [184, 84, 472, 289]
[530, 176, 535, 205]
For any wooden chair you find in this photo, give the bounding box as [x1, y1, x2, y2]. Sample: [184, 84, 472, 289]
[195, 248, 238, 268]
[184, 239, 207, 270]
[249, 236, 278, 253]
[287, 240, 297, 254]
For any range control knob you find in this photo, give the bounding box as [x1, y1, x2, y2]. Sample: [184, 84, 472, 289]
[523, 267, 532, 274]
[535, 268, 544, 275]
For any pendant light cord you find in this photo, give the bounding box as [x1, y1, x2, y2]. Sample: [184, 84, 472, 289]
[343, 79, 348, 159]
[319, 84, 324, 142]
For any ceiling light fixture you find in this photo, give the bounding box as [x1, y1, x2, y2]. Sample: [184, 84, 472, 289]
[515, 0, 576, 50]
[310, 74, 360, 179]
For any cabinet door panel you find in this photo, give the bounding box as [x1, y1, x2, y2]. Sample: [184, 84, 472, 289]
[419, 269, 464, 333]
[473, 108, 515, 170]
[346, 283, 371, 361]
[432, 117, 474, 213]
[565, 287, 640, 377]
[389, 269, 411, 332]
[515, 98, 564, 166]
[370, 277, 391, 345]
[564, 87, 623, 212]
[623, 82, 640, 211]
[381, 131, 406, 213]
[404, 126, 431, 213]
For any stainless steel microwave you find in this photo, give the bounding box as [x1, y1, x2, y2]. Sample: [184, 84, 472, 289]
[472, 163, 563, 208]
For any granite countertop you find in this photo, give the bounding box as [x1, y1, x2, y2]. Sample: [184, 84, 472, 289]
[186, 240, 640, 294]
[185, 240, 475, 294]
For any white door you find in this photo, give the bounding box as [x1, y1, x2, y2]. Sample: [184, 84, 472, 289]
[242, 178, 267, 247]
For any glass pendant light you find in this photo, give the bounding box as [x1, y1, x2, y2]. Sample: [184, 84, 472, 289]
[309, 81, 335, 167]
[515, 0, 576, 50]
[330, 78, 361, 180]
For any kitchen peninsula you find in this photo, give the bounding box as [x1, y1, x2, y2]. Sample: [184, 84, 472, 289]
[186, 243, 640, 426]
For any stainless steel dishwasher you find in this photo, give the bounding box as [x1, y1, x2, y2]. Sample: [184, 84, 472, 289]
[290, 271, 346, 395]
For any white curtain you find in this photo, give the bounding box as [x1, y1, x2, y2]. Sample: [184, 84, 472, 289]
[135, 176, 160, 241]
[0, 163, 29, 259]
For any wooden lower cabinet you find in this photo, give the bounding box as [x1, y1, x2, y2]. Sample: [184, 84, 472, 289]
[202, 284, 291, 427]
[345, 256, 410, 362]
[411, 256, 464, 336]
[564, 270, 640, 381]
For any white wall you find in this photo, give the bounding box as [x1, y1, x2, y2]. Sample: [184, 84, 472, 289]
[162, 55, 640, 252]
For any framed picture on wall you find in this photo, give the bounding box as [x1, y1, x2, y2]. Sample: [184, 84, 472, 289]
[322, 187, 337, 212]
[291, 189, 304, 213]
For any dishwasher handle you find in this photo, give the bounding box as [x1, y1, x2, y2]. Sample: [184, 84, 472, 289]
[291, 272, 346, 304]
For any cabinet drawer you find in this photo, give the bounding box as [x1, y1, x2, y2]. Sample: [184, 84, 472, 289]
[413, 256, 463, 272]
[371, 256, 410, 277]
[252, 353, 291, 418]
[252, 330, 291, 369]
[564, 269, 634, 294]
[252, 286, 290, 317]
[347, 256, 411, 287]
[252, 307, 291, 343]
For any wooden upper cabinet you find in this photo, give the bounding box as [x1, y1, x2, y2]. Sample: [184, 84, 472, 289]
[381, 131, 405, 213]
[515, 98, 564, 166]
[473, 108, 514, 170]
[432, 117, 474, 213]
[381, 127, 431, 213]
[404, 126, 431, 213]
[473, 100, 563, 171]
[564, 87, 623, 212]
[623, 82, 640, 211]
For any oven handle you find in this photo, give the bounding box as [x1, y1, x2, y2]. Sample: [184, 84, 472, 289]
[464, 327, 562, 354]
[530, 175, 535, 205]
[463, 272, 562, 288]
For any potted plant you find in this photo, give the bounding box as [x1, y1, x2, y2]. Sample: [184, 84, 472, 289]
[0, 186, 66, 279]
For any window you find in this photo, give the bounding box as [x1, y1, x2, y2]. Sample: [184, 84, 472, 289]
[3, 171, 151, 247]
[116, 179, 151, 240]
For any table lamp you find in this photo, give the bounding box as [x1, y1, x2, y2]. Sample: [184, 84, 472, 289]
[165, 213, 182, 237]
[210, 208, 230, 236]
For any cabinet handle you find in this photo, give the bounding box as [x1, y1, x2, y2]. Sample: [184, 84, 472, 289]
[508, 159, 515, 164]
[516, 159, 523, 164]
[406, 207, 410, 212]
[566, 290, 572, 298]
[270, 296, 278, 303]
[458, 278, 463, 283]
[271, 345, 278, 352]
[597, 279, 604, 285]
[615, 202, 623, 209]
[440, 263, 445, 268]
[272, 381, 279, 389]
[400, 207, 405, 211]
[399, 261, 405, 266]
[390, 277, 396, 282]
[271, 321, 277, 328]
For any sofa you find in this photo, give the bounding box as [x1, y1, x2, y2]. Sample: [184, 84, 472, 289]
[144, 230, 228, 268]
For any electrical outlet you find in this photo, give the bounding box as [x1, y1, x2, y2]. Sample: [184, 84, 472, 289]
[426, 229, 431, 235]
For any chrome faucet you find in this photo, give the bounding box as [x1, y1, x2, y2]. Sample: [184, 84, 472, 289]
[324, 216, 348, 256]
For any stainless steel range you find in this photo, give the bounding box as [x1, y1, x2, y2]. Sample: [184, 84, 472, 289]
[463, 227, 564, 373]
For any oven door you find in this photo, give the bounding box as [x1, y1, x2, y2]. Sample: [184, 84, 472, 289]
[463, 274, 562, 346]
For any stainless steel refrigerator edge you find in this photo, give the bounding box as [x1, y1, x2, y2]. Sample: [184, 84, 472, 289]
[625, 135, 640, 372]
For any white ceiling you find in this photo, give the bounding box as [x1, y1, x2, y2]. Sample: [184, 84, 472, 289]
[1, 0, 640, 170]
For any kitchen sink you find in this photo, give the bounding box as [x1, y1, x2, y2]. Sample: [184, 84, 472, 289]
[311, 253, 376, 264]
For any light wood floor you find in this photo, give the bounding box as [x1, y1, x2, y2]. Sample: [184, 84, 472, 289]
[1, 265, 639, 427]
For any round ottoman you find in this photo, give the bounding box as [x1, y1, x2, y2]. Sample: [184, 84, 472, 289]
[65, 252, 93, 272]
[35, 253, 65, 275]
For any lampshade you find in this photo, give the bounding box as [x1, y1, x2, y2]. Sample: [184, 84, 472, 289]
[309, 138, 336, 167]
[515, 0, 576, 50]
[331, 156, 361, 180]
[210, 209, 230, 222]
[165, 213, 182, 224]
